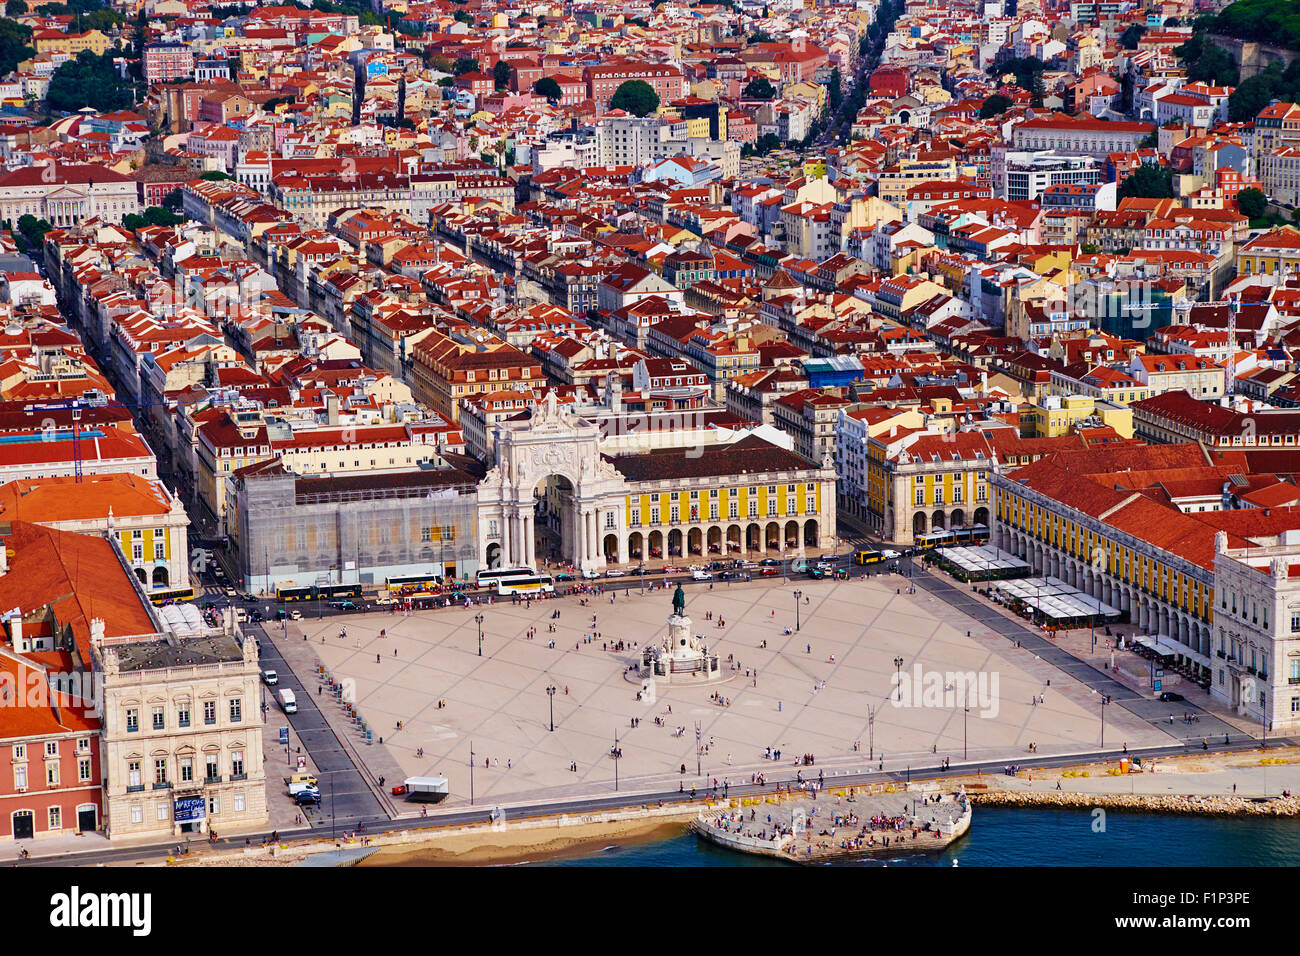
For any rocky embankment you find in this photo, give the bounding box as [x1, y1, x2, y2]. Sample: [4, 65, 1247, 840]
[971, 789, 1300, 817]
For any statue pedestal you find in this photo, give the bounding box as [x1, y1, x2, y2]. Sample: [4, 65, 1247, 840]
[635, 610, 730, 685]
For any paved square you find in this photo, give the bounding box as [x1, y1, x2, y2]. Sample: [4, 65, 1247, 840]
[300, 575, 1174, 806]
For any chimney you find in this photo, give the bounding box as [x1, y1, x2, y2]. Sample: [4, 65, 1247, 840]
[608, 371, 623, 412]
[326, 392, 340, 425]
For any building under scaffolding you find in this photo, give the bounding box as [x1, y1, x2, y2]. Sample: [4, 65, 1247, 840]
[231, 461, 482, 594]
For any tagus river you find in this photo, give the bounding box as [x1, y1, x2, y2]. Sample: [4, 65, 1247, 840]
[539, 808, 1300, 866]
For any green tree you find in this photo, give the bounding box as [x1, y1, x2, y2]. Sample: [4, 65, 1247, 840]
[200, 170, 232, 181]
[452, 56, 479, 75]
[453, 10, 473, 25]
[609, 79, 659, 116]
[5, 0, 26, 14]
[1118, 163, 1174, 200]
[161, 188, 183, 213]
[743, 76, 776, 99]
[754, 131, 780, 155]
[1237, 186, 1268, 220]
[46, 50, 135, 113]
[0, 20, 34, 77]
[492, 59, 511, 91]
[828, 67, 842, 113]
[533, 76, 561, 102]
[1120, 24, 1147, 49]
[15, 213, 51, 254]
[979, 93, 1013, 118]
[748, 30, 775, 43]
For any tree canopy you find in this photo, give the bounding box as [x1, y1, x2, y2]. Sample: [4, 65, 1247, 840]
[15, 214, 51, 254]
[0, 20, 34, 78]
[609, 79, 659, 116]
[200, 170, 233, 181]
[492, 59, 511, 91]
[452, 56, 479, 75]
[1236, 186, 1268, 220]
[123, 206, 185, 231]
[1211, 0, 1300, 50]
[979, 93, 1013, 118]
[1118, 163, 1174, 200]
[533, 77, 561, 102]
[46, 49, 134, 113]
[1120, 25, 1147, 49]
[742, 76, 776, 99]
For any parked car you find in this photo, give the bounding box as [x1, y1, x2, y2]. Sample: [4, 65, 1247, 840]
[881, 549, 901, 560]
[605, 569, 626, 577]
[329, 600, 357, 610]
[760, 558, 781, 567]
[691, 570, 713, 581]
[293, 788, 321, 806]
[1158, 691, 1185, 702]
[262, 669, 278, 686]
[759, 567, 779, 577]
[555, 573, 574, 582]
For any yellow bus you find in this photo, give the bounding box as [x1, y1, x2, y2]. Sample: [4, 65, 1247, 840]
[853, 549, 885, 566]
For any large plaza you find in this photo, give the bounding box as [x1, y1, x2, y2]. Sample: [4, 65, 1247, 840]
[290, 573, 1177, 808]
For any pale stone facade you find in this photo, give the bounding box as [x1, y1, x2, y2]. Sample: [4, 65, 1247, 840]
[94, 616, 268, 839]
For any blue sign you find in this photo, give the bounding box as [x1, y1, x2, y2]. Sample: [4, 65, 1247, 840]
[279, 727, 289, 745]
[1153, 679, 1162, 692]
[174, 796, 206, 822]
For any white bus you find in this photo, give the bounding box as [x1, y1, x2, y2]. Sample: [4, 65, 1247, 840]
[495, 573, 554, 597]
[476, 567, 534, 589]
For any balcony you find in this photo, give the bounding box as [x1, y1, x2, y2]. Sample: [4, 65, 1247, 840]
[126, 784, 144, 793]
[230, 773, 247, 782]
[151, 782, 171, 790]
[204, 776, 220, 785]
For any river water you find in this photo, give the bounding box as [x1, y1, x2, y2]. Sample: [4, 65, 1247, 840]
[539, 807, 1300, 866]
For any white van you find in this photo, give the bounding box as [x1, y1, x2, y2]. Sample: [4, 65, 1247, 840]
[279, 689, 298, 714]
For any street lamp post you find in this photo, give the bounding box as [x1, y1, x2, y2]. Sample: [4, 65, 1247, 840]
[1100, 695, 1110, 748]
[794, 590, 803, 631]
[963, 705, 969, 761]
[546, 684, 556, 732]
[894, 656, 904, 701]
[613, 732, 620, 792]
[469, 740, 475, 807]
[868, 705, 875, 761]
[475, 612, 484, 657]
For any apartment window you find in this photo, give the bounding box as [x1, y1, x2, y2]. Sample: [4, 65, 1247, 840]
[729, 502, 738, 519]
[154, 759, 167, 785]
[156, 803, 168, 821]
[650, 509, 660, 524]
[133, 544, 143, 562]
[48, 807, 61, 830]
[916, 488, 925, 506]
[748, 500, 758, 517]
[45, 741, 57, 758]
[78, 758, 91, 782]
[204, 701, 216, 725]
[125, 708, 139, 733]
[14, 764, 26, 790]
[209, 795, 220, 816]
[233, 791, 246, 813]
[47, 763, 59, 786]
[206, 754, 219, 783]
[76, 738, 89, 754]
[229, 698, 242, 723]
[131, 805, 143, 824]
[605, 513, 615, 529]
[934, 488, 944, 505]
[127, 760, 141, 789]
[13, 744, 23, 760]
[177, 701, 190, 728]
[630, 510, 640, 526]
[231, 751, 244, 778]
[953, 486, 963, 504]
[180, 757, 193, 783]
[152, 706, 165, 730]
[709, 503, 719, 520]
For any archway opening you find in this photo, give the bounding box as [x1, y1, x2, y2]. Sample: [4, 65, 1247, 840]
[649, 530, 664, 559]
[152, 566, 169, 588]
[668, 528, 683, 558]
[688, 527, 703, 556]
[534, 474, 574, 567]
[914, 512, 927, 536]
[707, 526, 722, 554]
[803, 518, 818, 548]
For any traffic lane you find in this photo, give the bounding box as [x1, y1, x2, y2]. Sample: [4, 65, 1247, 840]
[249, 623, 386, 825]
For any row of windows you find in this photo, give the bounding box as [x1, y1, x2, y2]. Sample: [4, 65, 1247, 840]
[125, 791, 247, 824]
[630, 497, 817, 525]
[10, 739, 90, 760]
[125, 751, 244, 788]
[124, 699, 239, 732]
[12, 758, 92, 789]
